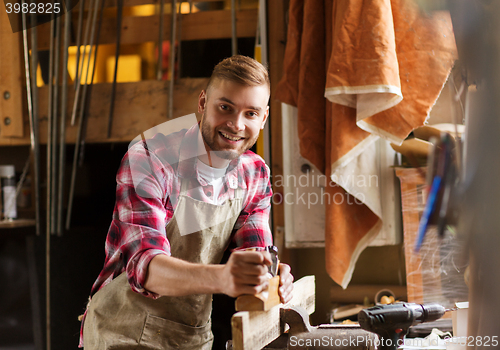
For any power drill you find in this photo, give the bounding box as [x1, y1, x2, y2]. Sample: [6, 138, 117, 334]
[358, 302, 446, 350]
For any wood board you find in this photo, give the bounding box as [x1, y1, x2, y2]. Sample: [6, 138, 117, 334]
[0, 4, 25, 138]
[0, 77, 208, 145]
[231, 275, 315, 350]
[36, 9, 258, 50]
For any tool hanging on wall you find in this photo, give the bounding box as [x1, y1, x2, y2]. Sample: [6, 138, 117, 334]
[415, 132, 459, 251]
[107, 0, 124, 137]
[66, 0, 105, 230]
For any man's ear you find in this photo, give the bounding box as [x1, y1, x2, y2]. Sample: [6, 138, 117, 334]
[261, 106, 270, 129]
[198, 90, 207, 114]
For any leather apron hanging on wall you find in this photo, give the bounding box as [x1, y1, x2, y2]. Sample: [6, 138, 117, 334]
[84, 178, 243, 350]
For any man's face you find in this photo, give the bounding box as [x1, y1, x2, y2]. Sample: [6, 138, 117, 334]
[198, 79, 269, 160]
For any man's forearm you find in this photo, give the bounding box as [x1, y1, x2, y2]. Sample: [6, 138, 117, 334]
[143, 251, 273, 298]
[144, 254, 225, 296]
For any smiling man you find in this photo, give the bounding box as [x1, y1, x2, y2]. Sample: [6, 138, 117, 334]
[80, 55, 293, 350]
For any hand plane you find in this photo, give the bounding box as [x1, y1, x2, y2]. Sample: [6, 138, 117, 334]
[235, 246, 281, 311]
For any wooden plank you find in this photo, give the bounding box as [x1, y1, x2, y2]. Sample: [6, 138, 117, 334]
[81, 0, 222, 9]
[37, 9, 258, 50]
[231, 275, 315, 350]
[0, 78, 208, 145]
[0, 5, 25, 138]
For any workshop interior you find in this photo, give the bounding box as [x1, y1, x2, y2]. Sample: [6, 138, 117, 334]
[1, 0, 499, 349]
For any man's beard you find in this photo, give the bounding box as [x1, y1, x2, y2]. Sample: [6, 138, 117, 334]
[200, 114, 258, 160]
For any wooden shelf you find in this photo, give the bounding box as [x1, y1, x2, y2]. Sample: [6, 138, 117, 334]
[0, 77, 208, 146]
[0, 218, 36, 229]
[36, 9, 258, 50]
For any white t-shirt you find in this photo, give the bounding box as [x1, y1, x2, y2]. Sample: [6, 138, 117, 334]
[196, 160, 229, 205]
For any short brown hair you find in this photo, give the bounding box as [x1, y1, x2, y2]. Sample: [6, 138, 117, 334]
[206, 55, 270, 93]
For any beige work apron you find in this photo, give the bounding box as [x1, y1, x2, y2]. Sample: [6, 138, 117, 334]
[83, 178, 243, 350]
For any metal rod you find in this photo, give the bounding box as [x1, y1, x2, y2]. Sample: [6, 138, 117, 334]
[156, 0, 165, 80]
[78, 0, 101, 129]
[78, 0, 107, 169]
[46, 9, 55, 240]
[21, 4, 34, 220]
[168, 0, 177, 119]
[57, 3, 72, 236]
[231, 0, 237, 56]
[22, 3, 41, 238]
[66, 0, 103, 230]
[51, 14, 61, 235]
[107, 0, 124, 138]
[26, 235, 43, 350]
[71, 0, 96, 126]
[74, 0, 86, 91]
[25, 7, 43, 349]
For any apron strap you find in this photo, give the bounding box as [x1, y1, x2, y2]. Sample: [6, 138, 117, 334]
[180, 177, 190, 196]
[233, 187, 244, 200]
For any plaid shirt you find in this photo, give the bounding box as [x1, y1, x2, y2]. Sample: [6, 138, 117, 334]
[79, 124, 272, 346]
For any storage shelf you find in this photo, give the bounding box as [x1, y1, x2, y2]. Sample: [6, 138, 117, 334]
[0, 218, 36, 229]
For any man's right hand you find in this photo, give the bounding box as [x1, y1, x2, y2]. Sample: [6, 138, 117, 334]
[220, 250, 272, 298]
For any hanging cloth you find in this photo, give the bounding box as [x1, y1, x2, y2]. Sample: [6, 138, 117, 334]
[276, 0, 457, 288]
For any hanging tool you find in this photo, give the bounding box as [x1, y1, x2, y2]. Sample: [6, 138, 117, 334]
[57, 0, 72, 236]
[168, 0, 177, 119]
[358, 303, 446, 350]
[415, 132, 458, 251]
[74, 0, 86, 91]
[235, 245, 280, 312]
[231, 0, 237, 56]
[66, 0, 105, 230]
[106, 0, 124, 138]
[156, 0, 165, 80]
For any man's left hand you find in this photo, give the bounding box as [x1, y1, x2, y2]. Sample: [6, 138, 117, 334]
[278, 263, 293, 304]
